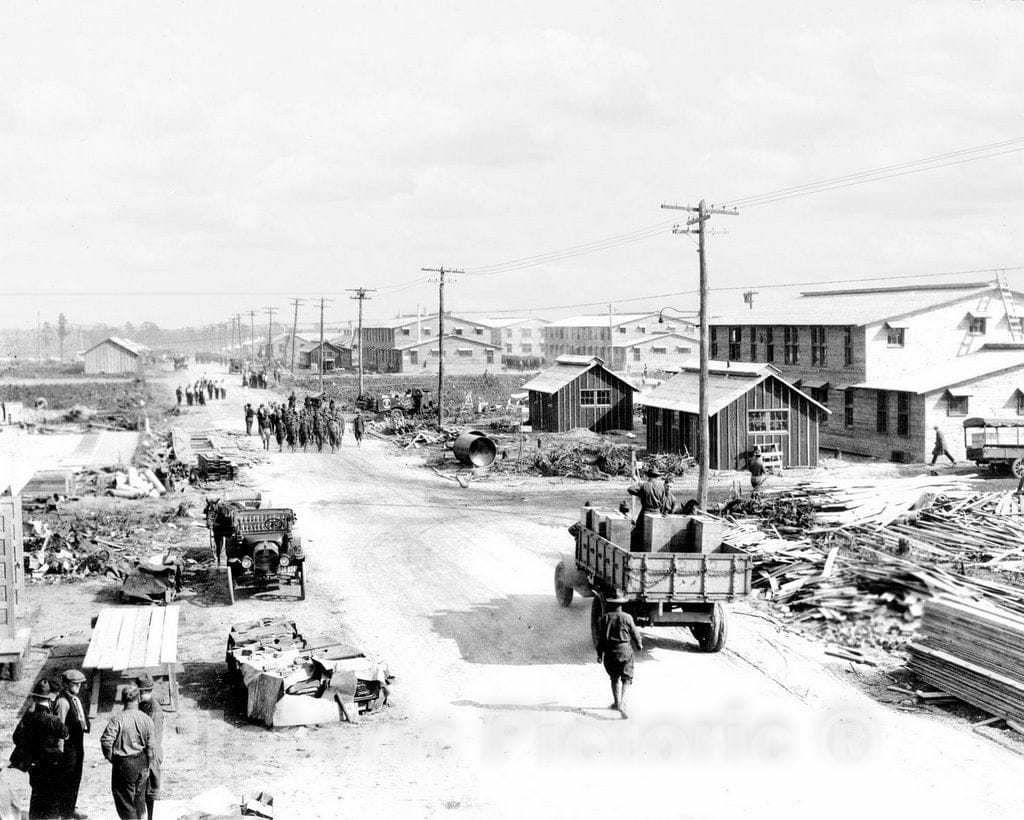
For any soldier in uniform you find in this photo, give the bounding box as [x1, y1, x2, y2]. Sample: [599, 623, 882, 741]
[353, 411, 365, 447]
[100, 685, 154, 820]
[595, 596, 643, 719]
[12, 680, 68, 819]
[54, 669, 90, 819]
[135, 675, 163, 820]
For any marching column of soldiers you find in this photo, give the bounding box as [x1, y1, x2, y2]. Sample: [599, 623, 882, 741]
[247, 393, 356, 453]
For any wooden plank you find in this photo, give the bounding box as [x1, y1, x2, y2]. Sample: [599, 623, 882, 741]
[144, 606, 165, 668]
[88, 669, 101, 718]
[127, 608, 153, 669]
[159, 605, 180, 665]
[110, 608, 140, 670]
[85, 609, 121, 670]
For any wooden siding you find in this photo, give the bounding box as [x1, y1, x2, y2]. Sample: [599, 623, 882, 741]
[528, 366, 633, 432]
[645, 375, 821, 468]
[83, 341, 142, 375]
[819, 388, 923, 462]
[398, 337, 499, 375]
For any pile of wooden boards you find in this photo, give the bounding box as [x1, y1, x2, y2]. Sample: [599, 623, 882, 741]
[909, 596, 1024, 725]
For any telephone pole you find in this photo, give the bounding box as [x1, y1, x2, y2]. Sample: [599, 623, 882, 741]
[347, 287, 376, 399]
[264, 307, 276, 363]
[422, 266, 463, 424]
[248, 310, 257, 361]
[231, 314, 242, 358]
[661, 199, 738, 510]
[288, 298, 304, 374]
[316, 297, 334, 394]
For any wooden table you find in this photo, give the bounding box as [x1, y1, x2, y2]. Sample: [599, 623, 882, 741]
[83, 605, 180, 717]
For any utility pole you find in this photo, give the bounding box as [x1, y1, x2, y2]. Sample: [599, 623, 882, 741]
[36, 311, 41, 362]
[347, 287, 376, 399]
[316, 297, 334, 394]
[608, 303, 614, 367]
[288, 298, 304, 374]
[264, 307, 276, 363]
[422, 266, 463, 424]
[661, 199, 738, 510]
[231, 314, 241, 358]
[248, 310, 257, 361]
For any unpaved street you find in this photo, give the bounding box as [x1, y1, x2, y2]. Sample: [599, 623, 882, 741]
[156, 382, 1022, 819]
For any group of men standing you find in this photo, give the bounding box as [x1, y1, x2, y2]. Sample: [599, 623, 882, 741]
[243, 393, 365, 452]
[11, 670, 163, 819]
[175, 376, 227, 408]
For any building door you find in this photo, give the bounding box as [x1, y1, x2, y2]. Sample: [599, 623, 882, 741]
[486, 349, 495, 365]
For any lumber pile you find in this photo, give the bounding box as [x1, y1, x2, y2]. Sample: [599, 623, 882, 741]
[909, 596, 1024, 724]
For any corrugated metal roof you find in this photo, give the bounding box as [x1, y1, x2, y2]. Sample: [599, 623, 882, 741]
[522, 357, 637, 394]
[855, 348, 1024, 393]
[710, 283, 1002, 327]
[546, 312, 661, 328]
[642, 362, 828, 414]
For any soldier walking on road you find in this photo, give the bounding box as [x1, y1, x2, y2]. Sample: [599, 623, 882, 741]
[175, 386, 183, 407]
[931, 426, 956, 465]
[353, 411, 365, 447]
[12, 680, 68, 820]
[135, 675, 163, 820]
[100, 685, 154, 820]
[595, 596, 643, 719]
[184, 384, 194, 407]
[244, 404, 255, 436]
[55, 669, 90, 819]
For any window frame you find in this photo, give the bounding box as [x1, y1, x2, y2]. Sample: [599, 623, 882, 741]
[876, 390, 889, 433]
[765, 327, 774, 363]
[783, 326, 800, 365]
[811, 326, 827, 366]
[886, 327, 905, 347]
[896, 391, 910, 436]
[710, 327, 719, 359]
[728, 326, 742, 360]
[844, 388, 854, 428]
[946, 394, 969, 417]
[747, 408, 790, 435]
[749, 326, 757, 360]
[580, 388, 612, 407]
[968, 317, 987, 336]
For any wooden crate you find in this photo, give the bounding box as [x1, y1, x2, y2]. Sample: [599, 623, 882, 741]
[0, 488, 30, 679]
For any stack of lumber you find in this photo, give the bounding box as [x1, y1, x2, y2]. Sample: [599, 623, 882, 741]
[196, 452, 237, 481]
[909, 596, 1024, 724]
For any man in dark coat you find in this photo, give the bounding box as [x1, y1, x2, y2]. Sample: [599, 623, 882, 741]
[595, 596, 643, 719]
[135, 675, 163, 820]
[55, 669, 90, 819]
[184, 384, 194, 407]
[244, 404, 255, 436]
[930, 426, 956, 465]
[353, 411, 365, 447]
[174, 386, 183, 407]
[12, 679, 68, 820]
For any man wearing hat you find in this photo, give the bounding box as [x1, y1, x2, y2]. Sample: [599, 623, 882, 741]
[135, 675, 163, 820]
[54, 669, 90, 819]
[626, 465, 680, 550]
[12, 679, 69, 819]
[99, 685, 154, 820]
[595, 596, 643, 719]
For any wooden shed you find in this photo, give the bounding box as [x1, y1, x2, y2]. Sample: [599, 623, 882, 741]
[83, 337, 147, 375]
[642, 362, 828, 468]
[522, 355, 636, 432]
[299, 341, 350, 372]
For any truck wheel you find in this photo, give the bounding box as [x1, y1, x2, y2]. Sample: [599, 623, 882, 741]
[1013, 458, 1024, 479]
[590, 594, 605, 650]
[391, 408, 405, 421]
[226, 564, 236, 606]
[693, 604, 728, 653]
[554, 562, 574, 608]
[298, 564, 307, 601]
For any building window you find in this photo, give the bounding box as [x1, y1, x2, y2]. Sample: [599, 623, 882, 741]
[811, 326, 827, 366]
[486, 349, 495, 364]
[637, 326, 647, 333]
[409, 351, 418, 365]
[749, 326, 757, 360]
[652, 346, 667, 354]
[521, 329, 532, 338]
[844, 389, 854, 428]
[886, 327, 905, 347]
[617, 326, 627, 334]
[401, 328, 411, 336]
[506, 328, 513, 338]
[710, 327, 719, 359]
[844, 326, 853, 366]
[748, 409, 790, 434]
[666, 324, 676, 332]
[676, 346, 691, 354]
[876, 390, 889, 433]
[474, 327, 484, 335]
[454, 328, 464, 336]
[457, 348, 473, 358]
[505, 345, 513, 353]
[1017, 391, 1024, 416]
[784, 326, 799, 364]
[810, 386, 829, 406]
[728, 327, 742, 360]
[522, 343, 532, 353]
[947, 393, 969, 417]
[581, 389, 612, 407]
[633, 348, 641, 361]
[429, 349, 440, 357]
[897, 391, 910, 436]
[423, 328, 432, 336]
[765, 328, 774, 363]
[969, 317, 987, 335]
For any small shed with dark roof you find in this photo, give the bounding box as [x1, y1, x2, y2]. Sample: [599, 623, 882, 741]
[642, 361, 828, 469]
[521, 355, 637, 432]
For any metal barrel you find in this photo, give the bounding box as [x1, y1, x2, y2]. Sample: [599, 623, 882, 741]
[452, 430, 497, 467]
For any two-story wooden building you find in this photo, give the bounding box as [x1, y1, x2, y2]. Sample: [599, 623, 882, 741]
[543, 312, 697, 366]
[709, 280, 1024, 461]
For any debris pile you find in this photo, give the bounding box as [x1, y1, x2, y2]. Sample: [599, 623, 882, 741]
[531, 440, 634, 480]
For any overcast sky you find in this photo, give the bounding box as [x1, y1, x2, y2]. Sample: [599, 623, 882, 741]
[2, 0, 1023, 332]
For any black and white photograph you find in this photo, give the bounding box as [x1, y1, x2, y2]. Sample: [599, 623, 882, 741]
[2, 1, 1024, 817]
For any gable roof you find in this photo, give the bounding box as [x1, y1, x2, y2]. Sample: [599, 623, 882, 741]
[855, 346, 1024, 393]
[546, 312, 665, 329]
[613, 332, 700, 349]
[522, 355, 638, 394]
[710, 282, 1008, 327]
[469, 316, 551, 328]
[86, 336, 148, 357]
[299, 340, 347, 354]
[393, 335, 501, 352]
[641, 361, 829, 415]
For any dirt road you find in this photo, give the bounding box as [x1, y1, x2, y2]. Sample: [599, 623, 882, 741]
[11, 372, 1024, 819]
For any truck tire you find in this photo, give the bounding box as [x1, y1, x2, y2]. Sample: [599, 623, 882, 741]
[590, 594, 605, 650]
[298, 564, 307, 601]
[554, 561, 574, 607]
[1013, 458, 1024, 479]
[226, 564, 236, 606]
[693, 604, 728, 653]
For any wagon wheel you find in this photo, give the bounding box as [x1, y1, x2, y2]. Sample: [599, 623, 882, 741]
[390, 408, 405, 421]
[1012, 458, 1024, 479]
[226, 564, 236, 606]
[691, 604, 728, 653]
[590, 594, 606, 650]
[298, 563, 307, 601]
[554, 562, 574, 608]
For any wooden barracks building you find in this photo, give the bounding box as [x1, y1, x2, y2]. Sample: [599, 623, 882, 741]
[523, 355, 636, 433]
[708, 279, 1024, 462]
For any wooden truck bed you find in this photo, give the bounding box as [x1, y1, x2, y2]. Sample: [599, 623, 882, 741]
[576, 527, 752, 602]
